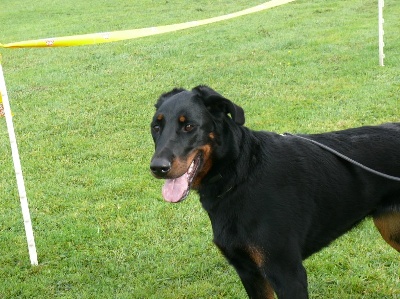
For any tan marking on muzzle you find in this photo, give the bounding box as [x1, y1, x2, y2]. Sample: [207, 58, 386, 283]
[192, 144, 213, 189]
[167, 150, 199, 179]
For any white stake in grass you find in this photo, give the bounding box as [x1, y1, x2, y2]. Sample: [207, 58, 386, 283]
[378, 0, 385, 66]
[0, 56, 38, 265]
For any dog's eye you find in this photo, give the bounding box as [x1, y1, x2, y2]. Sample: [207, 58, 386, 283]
[184, 124, 195, 132]
[153, 125, 161, 133]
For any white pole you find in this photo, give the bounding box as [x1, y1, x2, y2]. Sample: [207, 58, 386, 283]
[378, 0, 385, 66]
[0, 56, 38, 265]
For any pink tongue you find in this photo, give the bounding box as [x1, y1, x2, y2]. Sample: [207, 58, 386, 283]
[162, 173, 189, 203]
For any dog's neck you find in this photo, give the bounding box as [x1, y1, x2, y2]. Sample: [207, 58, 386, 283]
[198, 126, 259, 209]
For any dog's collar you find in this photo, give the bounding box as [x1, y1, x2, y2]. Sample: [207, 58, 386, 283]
[205, 173, 235, 198]
[207, 173, 223, 184]
[217, 185, 234, 198]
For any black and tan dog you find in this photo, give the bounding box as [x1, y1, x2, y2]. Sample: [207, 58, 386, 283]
[150, 85, 400, 299]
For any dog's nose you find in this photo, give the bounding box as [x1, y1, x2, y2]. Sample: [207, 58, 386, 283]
[150, 158, 172, 177]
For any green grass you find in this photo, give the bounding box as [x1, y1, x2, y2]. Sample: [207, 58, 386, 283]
[1, 0, 399, 298]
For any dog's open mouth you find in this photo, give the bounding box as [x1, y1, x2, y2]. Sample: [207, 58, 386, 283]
[162, 154, 202, 203]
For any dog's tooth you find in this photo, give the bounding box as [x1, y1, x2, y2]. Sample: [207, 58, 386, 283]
[188, 160, 195, 174]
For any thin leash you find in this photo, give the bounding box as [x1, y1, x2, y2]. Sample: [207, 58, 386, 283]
[283, 133, 400, 182]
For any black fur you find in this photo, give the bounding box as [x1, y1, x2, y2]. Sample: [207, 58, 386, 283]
[150, 85, 400, 298]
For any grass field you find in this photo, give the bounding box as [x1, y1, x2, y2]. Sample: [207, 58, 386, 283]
[1, 0, 399, 298]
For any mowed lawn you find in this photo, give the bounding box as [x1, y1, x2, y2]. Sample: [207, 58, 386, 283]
[0, 0, 399, 298]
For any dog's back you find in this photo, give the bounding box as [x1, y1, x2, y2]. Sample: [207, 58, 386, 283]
[276, 123, 400, 256]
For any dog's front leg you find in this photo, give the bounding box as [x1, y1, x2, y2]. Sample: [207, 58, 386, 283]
[235, 259, 309, 299]
[236, 269, 275, 299]
[214, 242, 274, 298]
[224, 245, 309, 299]
[264, 258, 309, 299]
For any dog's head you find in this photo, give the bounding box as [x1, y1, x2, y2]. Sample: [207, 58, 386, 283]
[150, 85, 245, 203]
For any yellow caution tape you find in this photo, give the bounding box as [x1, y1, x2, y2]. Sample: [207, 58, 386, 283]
[0, 0, 294, 48]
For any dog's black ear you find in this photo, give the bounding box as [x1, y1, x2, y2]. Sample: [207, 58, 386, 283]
[155, 88, 187, 109]
[193, 85, 245, 125]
